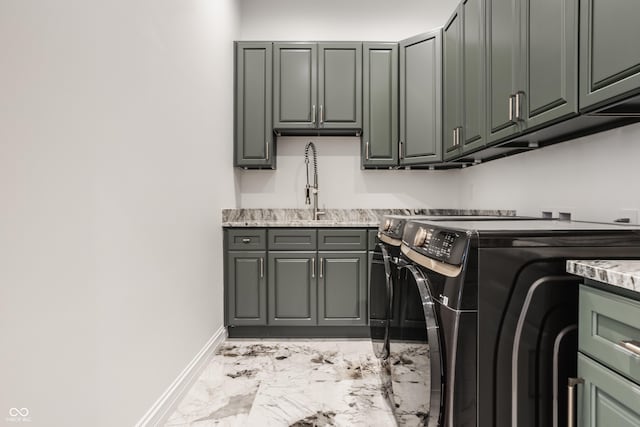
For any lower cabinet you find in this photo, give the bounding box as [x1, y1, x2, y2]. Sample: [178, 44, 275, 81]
[268, 251, 317, 326]
[318, 252, 367, 325]
[575, 284, 640, 426]
[227, 251, 267, 326]
[225, 228, 372, 333]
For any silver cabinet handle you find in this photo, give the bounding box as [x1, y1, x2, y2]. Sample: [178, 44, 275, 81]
[458, 127, 463, 146]
[265, 140, 269, 161]
[515, 91, 523, 121]
[567, 377, 584, 427]
[508, 95, 515, 122]
[365, 141, 370, 160]
[259, 257, 264, 278]
[618, 340, 640, 357]
[319, 105, 324, 126]
[242, 238, 251, 243]
[311, 257, 315, 279]
[399, 140, 404, 160]
[312, 104, 316, 126]
[320, 258, 324, 278]
[452, 129, 457, 148]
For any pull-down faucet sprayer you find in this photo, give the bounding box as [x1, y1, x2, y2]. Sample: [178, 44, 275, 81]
[304, 142, 325, 220]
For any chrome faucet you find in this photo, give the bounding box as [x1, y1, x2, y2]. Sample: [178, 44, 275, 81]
[304, 142, 325, 220]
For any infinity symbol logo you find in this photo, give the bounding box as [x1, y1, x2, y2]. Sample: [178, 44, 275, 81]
[9, 408, 29, 417]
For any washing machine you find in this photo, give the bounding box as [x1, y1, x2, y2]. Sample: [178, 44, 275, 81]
[400, 219, 640, 427]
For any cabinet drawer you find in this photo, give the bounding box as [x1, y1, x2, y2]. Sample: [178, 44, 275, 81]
[578, 352, 640, 427]
[579, 285, 640, 383]
[227, 229, 266, 250]
[268, 229, 317, 251]
[367, 229, 379, 251]
[318, 229, 367, 251]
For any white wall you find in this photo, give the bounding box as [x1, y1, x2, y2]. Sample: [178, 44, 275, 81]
[239, 136, 461, 208]
[237, 0, 460, 209]
[458, 122, 640, 223]
[0, 1, 238, 426]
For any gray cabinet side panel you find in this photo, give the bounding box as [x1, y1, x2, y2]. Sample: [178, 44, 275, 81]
[523, 0, 578, 130]
[579, 0, 640, 110]
[268, 252, 317, 326]
[318, 252, 367, 326]
[362, 43, 398, 167]
[318, 43, 362, 128]
[399, 30, 443, 165]
[273, 43, 317, 128]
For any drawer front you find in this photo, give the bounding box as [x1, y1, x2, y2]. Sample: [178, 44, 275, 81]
[268, 229, 317, 251]
[367, 228, 379, 251]
[318, 229, 367, 251]
[579, 285, 640, 383]
[227, 229, 266, 250]
[578, 352, 640, 427]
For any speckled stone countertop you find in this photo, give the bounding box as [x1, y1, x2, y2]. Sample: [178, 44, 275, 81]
[222, 208, 516, 227]
[567, 260, 640, 294]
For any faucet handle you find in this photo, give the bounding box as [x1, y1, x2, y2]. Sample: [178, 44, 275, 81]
[305, 187, 311, 205]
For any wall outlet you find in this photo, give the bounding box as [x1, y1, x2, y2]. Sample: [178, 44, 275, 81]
[617, 209, 639, 224]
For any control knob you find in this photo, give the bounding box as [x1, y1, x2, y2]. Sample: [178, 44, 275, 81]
[413, 227, 429, 247]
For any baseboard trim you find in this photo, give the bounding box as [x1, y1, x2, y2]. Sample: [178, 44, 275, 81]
[135, 325, 227, 427]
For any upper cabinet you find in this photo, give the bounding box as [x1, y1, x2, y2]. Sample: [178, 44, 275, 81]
[444, 0, 486, 161]
[485, 0, 578, 145]
[399, 30, 443, 165]
[579, 0, 640, 112]
[234, 42, 275, 169]
[273, 42, 362, 131]
[362, 43, 399, 168]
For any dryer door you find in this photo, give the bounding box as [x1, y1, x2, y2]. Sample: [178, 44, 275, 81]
[389, 263, 443, 427]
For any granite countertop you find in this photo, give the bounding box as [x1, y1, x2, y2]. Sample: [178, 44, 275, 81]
[222, 208, 516, 228]
[567, 260, 640, 294]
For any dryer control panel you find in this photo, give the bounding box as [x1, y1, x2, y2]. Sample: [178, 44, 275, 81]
[403, 222, 469, 265]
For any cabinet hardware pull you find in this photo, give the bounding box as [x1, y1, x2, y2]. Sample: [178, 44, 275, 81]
[312, 105, 316, 126]
[320, 258, 324, 278]
[618, 340, 640, 357]
[452, 129, 457, 148]
[259, 257, 264, 278]
[266, 140, 269, 160]
[365, 141, 370, 160]
[567, 377, 584, 427]
[456, 128, 461, 147]
[320, 105, 324, 126]
[508, 95, 515, 122]
[242, 238, 251, 243]
[515, 92, 523, 121]
[311, 257, 315, 279]
[399, 140, 404, 160]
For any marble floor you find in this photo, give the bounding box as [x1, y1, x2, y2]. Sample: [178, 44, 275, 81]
[165, 339, 400, 427]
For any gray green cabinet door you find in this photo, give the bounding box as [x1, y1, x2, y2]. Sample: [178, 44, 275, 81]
[443, 6, 463, 160]
[362, 43, 398, 168]
[579, 0, 640, 111]
[578, 353, 640, 427]
[268, 252, 317, 326]
[486, 0, 520, 144]
[521, 0, 578, 130]
[399, 30, 443, 165]
[273, 43, 317, 129]
[227, 251, 267, 326]
[318, 43, 362, 129]
[318, 252, 367, 326]
[234, 42, 274, 168]
[461, 0, 486, 154]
